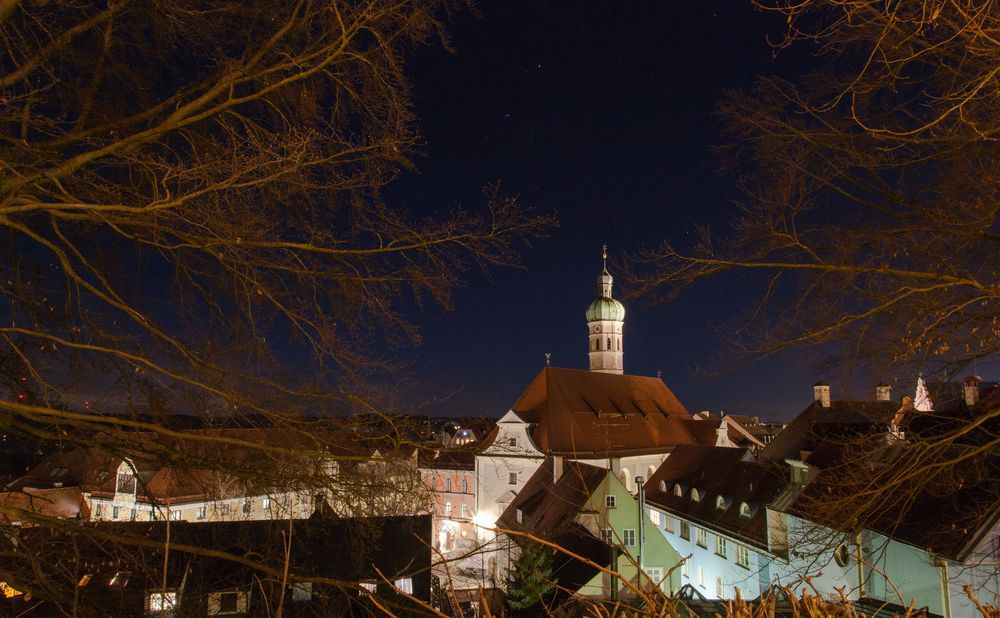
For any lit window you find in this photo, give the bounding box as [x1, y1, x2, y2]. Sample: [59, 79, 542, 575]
[169, 510, 181, 521]
[739, 502, 752, 518]
[623, 528, 636, 546]
[605, 495, 617, 509]
[695, 527, 708, 548]
[146, 590, 176, 613]
[516, 509, 523, 524]
[108, 571, 130, 588]
[691, 488, 701, 502]
[445, 502, 452, 517]
[736, 545, 750, 568]
[291, 583, 312, 602]
[659, 480, 667, 493]
[208, 590, 248, 615]
[460, 504, 468, 518]
[262, 497, 271, 510]
[673, 484, 683, 497]
[196, 506, 206, 520]
[394, 578, 413, 595]
[649, 509, 661, 526]
[359, 582, 377, 594]
[508, 472, 517, 485]
[643, 567, 663, 589]
[716, 536, 728, 558]
[716, 495, 727, 510]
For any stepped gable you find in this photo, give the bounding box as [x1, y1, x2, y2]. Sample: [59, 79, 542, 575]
[509, 367, 698, 456]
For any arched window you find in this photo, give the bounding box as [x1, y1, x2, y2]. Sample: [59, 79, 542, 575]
[716, 495, 727, 510]
[673, 484, 683, 497]
[659, 480, 667, 493]
[691, 488, 701, 502]
[444, 502, 452, 517]
[594, 340, 599, 351]
[739, 502, 753, 518]
[460, 478, 468, 493]
[445, 478, 452, 492]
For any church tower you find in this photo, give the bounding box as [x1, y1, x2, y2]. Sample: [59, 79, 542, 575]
[586, 246, 625, 374]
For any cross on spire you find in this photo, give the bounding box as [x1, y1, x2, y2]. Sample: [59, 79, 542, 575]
[602, 244, 608, 270]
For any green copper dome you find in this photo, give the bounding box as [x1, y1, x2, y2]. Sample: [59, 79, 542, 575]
[585, 297, 625, 322]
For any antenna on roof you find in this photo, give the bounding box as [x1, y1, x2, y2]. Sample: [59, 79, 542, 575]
[545, 352, 551, 367]
[656, 369, 662, 380]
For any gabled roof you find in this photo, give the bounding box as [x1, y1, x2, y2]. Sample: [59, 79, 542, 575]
[497, 458, 613, 599]
[643, 445, 786, 550]
[498, 458, 608, 536]
[502, 367, 700, 456]
[757, 400, 896, 463]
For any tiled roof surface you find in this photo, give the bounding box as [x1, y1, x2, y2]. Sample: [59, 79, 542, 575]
[508, 367, 709, 455]
[643, 445, 786, 550]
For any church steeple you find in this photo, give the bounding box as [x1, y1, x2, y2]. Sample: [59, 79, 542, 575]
[586, 246, 625, 374]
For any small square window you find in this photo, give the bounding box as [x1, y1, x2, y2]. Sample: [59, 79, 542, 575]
[291, 583, 312, 602]
[394, 578, 413, 595]
[605, 495, 616, 509]
[146, 590, 176, 613]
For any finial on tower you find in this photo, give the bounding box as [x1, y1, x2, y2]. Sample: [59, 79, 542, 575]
[602, 244, 608, 271]
[545, 352, 551, 367]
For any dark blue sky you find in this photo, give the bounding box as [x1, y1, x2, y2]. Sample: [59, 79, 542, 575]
[384, 2, 841, 420]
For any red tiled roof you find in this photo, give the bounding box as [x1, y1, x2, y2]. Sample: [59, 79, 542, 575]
[0, 487, 90, 523]
[509, 367, 702, 455]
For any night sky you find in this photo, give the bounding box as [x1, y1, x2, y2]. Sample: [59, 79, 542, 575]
[384, 2, 850, 420]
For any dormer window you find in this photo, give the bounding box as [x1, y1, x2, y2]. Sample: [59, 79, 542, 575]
[659, 480, 667, 493]
[690, 488, 702, 502]
[715, 495, 727, 510]
[739, 502, 756, 518]
[673, 484, 683, 497]
[115, 462, 136, 495]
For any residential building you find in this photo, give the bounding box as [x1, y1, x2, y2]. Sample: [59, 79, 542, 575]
[0, 513, 433, 616]
[498, 457, 683, 603]
[419, 447, 477, 553]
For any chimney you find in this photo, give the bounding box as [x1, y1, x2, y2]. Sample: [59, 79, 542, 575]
[813, 381, 831, 408]
[875, 383, 892, 401]
[963, 376, 981, 407]
[552, 455, 564, 484]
